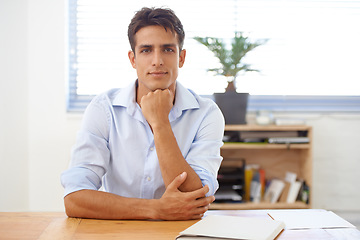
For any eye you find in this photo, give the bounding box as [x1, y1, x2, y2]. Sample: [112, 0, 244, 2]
[140, 48, 151, 53]
[164, 48, 175, 53]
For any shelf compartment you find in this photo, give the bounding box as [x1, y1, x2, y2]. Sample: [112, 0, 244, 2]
[210, 201, 309, 210]
[218, 124, 313, 209]
[222, 143, 310, 150]
[225, 124, 311, 132]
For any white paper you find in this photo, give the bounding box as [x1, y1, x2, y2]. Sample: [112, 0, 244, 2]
[177, 215, 285, 240]
[267, 209, 356, 230]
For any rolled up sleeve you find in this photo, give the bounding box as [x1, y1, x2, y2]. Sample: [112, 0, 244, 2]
[186, 103, 225, 197]
[61, 167, 103, 197]
[61, 96, 111, 197]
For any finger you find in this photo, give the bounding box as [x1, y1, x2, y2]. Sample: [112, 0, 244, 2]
[187, 205, 210, 220]
[194, 203, 210, 213]
[167, 172, 187, 191]
[187, 185, 210, 200]
[163, 88, 171, 94]
[190, 213, 204, 220]
[190, 198, 214, 211]
[160, 89, 173, 103]
[196, 196, 215, 207]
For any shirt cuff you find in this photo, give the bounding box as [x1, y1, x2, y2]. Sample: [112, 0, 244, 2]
[61, 167, 102, 197]
[196, 170, 219, 197]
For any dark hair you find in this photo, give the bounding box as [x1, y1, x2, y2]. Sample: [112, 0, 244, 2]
[128, 7, 185, 52]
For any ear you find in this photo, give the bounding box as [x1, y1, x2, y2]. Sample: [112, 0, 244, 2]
[128, 50, 136, 69]
[179, 49, 186, 68]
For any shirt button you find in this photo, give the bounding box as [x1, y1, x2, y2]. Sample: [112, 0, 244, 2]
[150, 147, 154, 151]
[147, 176, 151, 181]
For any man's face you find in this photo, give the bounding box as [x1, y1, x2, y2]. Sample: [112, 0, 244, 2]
[128, 25, 186, 96]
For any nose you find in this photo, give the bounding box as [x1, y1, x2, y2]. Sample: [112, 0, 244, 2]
[152, 50, 163, 66]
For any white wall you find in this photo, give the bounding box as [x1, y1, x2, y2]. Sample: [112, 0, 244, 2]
[0, 0, 29, 211]
[308, 114, 360, 209]
[1, 0, 359, 212]
[26, 0, 82, 211]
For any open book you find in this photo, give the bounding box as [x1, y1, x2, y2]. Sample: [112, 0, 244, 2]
[176, 215, 285, 240]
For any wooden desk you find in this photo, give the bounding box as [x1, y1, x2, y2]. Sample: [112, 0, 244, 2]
[1, 210, 359, 239]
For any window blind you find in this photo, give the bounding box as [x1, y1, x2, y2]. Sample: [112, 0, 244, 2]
[67, 0, 360, 112]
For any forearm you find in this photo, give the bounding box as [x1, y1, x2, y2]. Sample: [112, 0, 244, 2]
[153, 123, 203, 192]
[139, 89, 203, 192]
[64, 189, 158, 220]
[64, 175, 214, 221]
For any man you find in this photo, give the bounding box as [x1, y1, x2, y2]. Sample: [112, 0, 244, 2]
[61, 7, 224, 220]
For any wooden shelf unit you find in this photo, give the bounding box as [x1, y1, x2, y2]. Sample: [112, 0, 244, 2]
[211, 124, 313, 210]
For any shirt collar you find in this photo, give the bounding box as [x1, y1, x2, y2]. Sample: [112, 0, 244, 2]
[112, 80, 200, 121]
[112, 81, 138, 117]
[170, 82, 199, 121]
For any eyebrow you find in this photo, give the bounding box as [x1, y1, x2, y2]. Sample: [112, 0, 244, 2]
[138, 44, 177, 49]
[139, 44, 152, 49]
[162, 44, 177, 48]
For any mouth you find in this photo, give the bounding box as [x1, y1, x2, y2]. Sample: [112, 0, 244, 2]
[148, 71, 168, 77]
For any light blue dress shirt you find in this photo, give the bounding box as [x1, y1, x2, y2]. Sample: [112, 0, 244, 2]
[61, 81, 224, 199]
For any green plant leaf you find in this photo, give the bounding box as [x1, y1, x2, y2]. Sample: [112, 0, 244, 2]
[194, 32, 268, 90]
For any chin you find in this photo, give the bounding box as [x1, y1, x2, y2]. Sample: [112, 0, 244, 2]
[150, 82, 173, 91]
[139, 76, 175, 91]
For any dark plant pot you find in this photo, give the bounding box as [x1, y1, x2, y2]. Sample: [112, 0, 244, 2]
[214, 92, 249, 124]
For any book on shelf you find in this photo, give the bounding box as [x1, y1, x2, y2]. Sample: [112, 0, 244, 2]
[259, 169, 266, 198]
[284, 171, 297, 183]
[244, 164, 263, 202]
[299, 181, 310, 204]
[250, 170, 261, 203]
[279, 181, 291, 203]
[278, 181, 302, 203]
[264, 179, 285, 203]
[245, 165, 300, 205]
[244, 165, 254, 202]
[286, 181, 302, 203]
[278, 172, 303, 204]
[216, 166, 306, 205]
[176, 215, 285, 240]
[249, 168, 266, 203]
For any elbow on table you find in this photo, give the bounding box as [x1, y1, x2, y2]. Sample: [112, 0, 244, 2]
[63, 193, 80, 218]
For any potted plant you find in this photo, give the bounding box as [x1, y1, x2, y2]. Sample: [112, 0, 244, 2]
[194, 32, 267, 124]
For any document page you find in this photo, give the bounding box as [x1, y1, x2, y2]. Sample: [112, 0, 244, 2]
[176, 215, 284, 240]
[267, 209, 355, 229]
